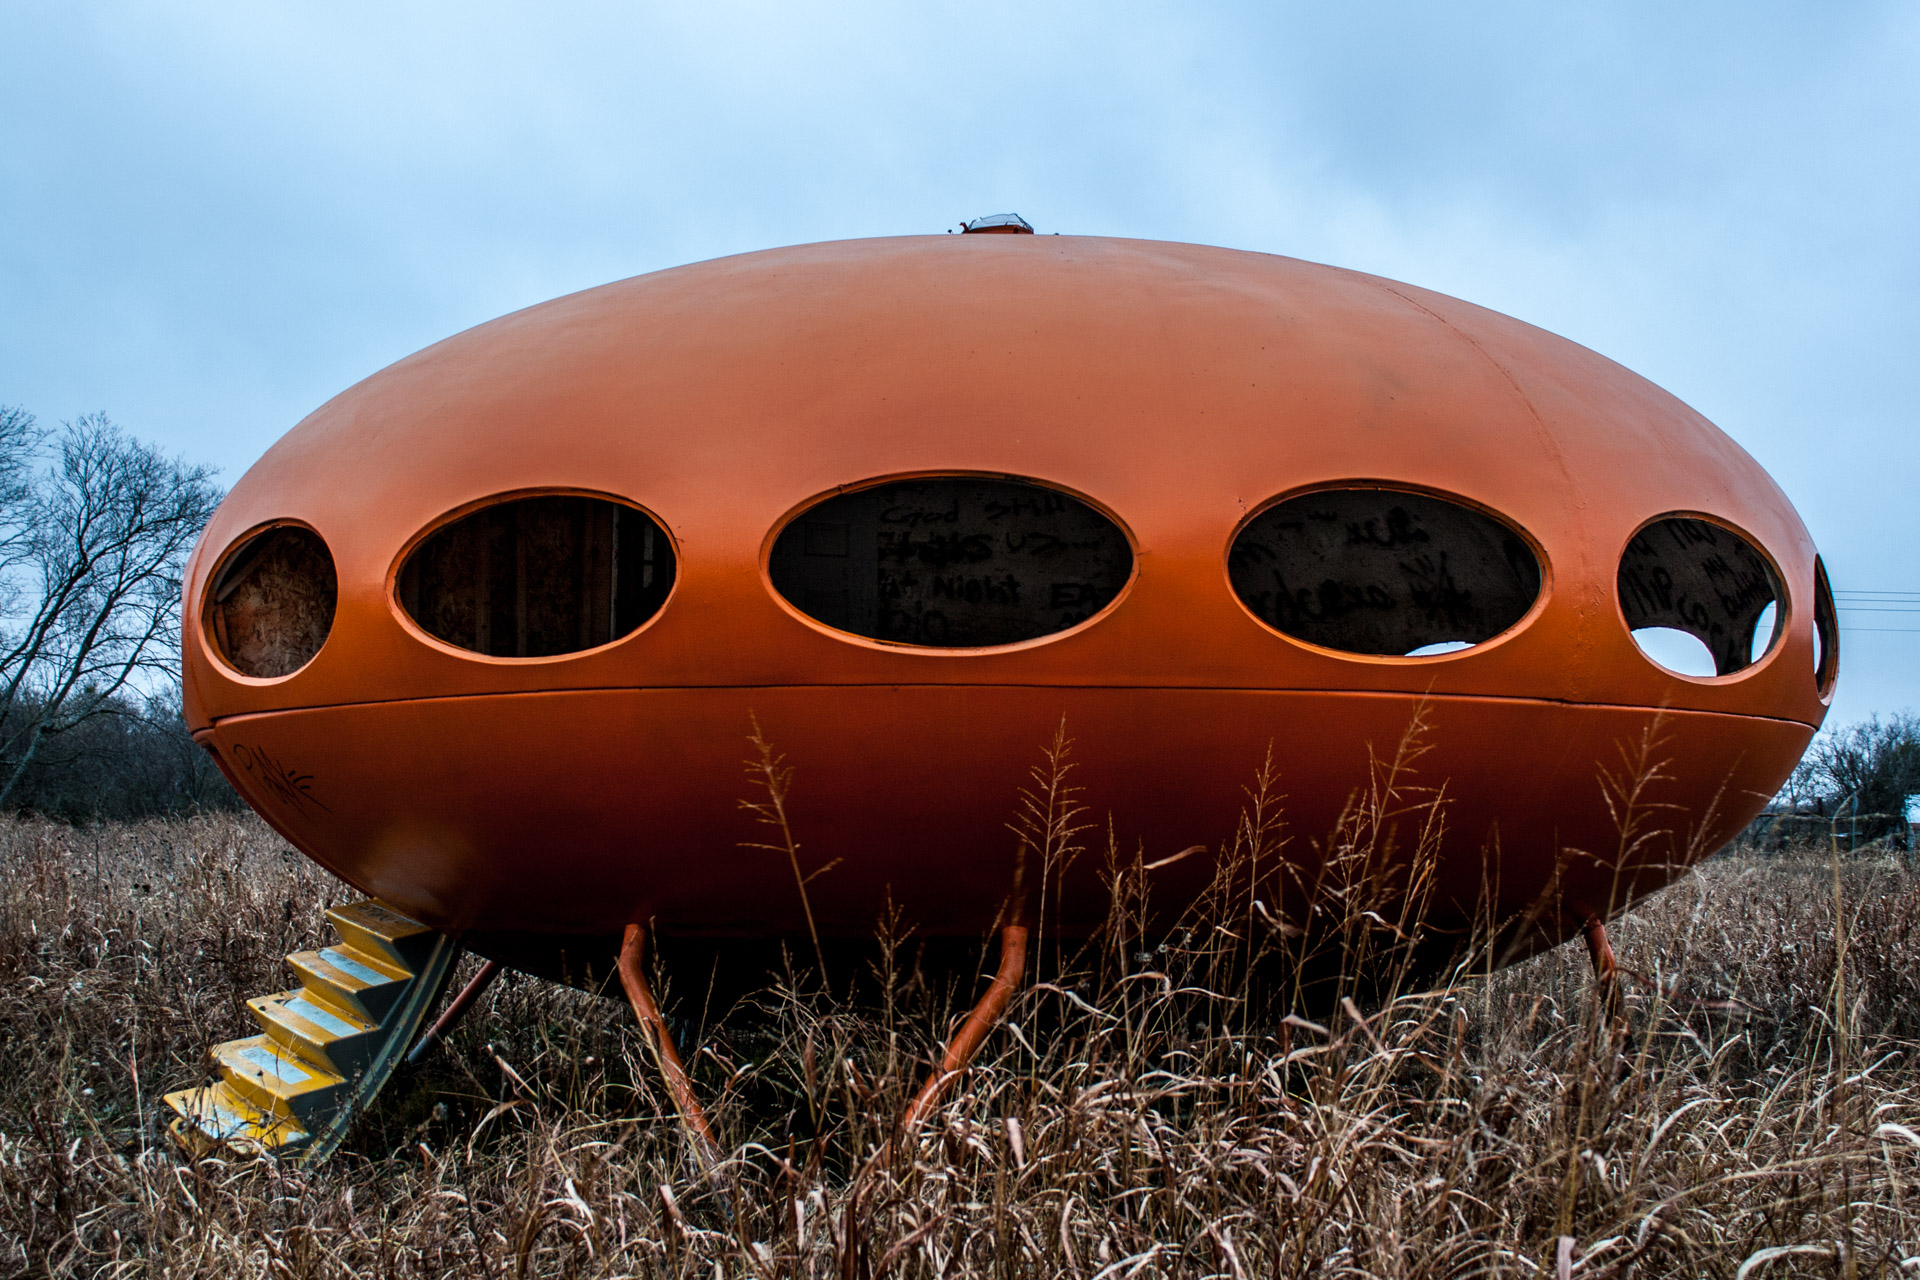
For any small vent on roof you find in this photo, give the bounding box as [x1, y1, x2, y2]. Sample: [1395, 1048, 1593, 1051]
[961, 213, 1034, 234]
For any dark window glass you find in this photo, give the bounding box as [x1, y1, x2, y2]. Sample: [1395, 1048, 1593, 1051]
[398, 495, 673, 657]
[769, 478, 1132, 647]
[1228, 488, 1542, 656]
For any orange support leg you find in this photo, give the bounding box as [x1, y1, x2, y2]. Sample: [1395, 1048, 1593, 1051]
[1582, 914, 1625, 1020]
[406, 958, 503, 1066]
[618, 923, 719, 1151]
[1582, 915, 1618, 984]
[898, 922, 1029, 1135]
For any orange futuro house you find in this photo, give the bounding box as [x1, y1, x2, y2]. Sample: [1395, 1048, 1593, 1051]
[173, 220, 1836, 1153]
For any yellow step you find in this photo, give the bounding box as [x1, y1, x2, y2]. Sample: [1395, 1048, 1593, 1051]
[166, 899, 459, 1164]
[163, 1083, 309, 1156]
[327, 900, 440, 972]
[287, 944, 411, 1024]
[249, 989, 380, 1077]
[213, 1035, 345, 1124]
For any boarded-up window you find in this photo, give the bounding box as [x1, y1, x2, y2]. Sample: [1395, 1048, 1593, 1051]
[769, 478, 1132, 648]
[397, 495, 673, 657]
[1228, 489, 1542, 656]
[1618, 516, 1781, 678]
[208, 526, 338, 678]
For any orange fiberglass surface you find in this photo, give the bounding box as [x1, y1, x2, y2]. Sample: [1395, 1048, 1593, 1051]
[183, 228, 1837, 980]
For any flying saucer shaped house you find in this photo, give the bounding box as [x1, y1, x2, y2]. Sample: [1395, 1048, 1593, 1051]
[169, 220, 1835, 1156]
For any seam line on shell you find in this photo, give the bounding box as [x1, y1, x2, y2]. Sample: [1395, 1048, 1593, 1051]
[197, 686, 1823, 733]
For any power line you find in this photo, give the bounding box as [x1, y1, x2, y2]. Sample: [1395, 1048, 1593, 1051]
[1835, 588, 1920, 633]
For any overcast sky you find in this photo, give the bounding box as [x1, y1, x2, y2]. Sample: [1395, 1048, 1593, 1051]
[4, 2, 1915, 726]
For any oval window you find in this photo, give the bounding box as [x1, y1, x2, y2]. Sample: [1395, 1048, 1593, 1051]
[1227, 488, 1543, 656]
[768, 477, 1132, 647]
[397, 495, 674, 657]
[1812, 555, 1839, 697]
[1617, 516, 1782, 678]
[207, 525, 338, 678]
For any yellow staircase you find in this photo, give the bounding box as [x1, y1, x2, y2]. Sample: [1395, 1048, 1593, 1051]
[165, 900, 460, 1162]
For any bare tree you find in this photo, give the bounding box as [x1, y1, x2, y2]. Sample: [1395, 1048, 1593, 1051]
[1791, 712, 1920, 853]
[0, 406, 42, 602]
[0, 410, 222, 807]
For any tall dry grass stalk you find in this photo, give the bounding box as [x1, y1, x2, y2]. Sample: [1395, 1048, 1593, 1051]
[3, 745, 1919, 1276]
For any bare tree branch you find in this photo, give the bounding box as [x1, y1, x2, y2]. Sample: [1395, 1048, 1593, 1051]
[0, 411, 222, 808]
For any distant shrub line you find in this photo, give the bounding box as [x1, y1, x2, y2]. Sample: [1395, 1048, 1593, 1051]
[0, 692, 239, 822]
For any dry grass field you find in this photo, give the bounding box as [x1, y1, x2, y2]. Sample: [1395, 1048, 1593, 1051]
[2, 801, 1918, 1277]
